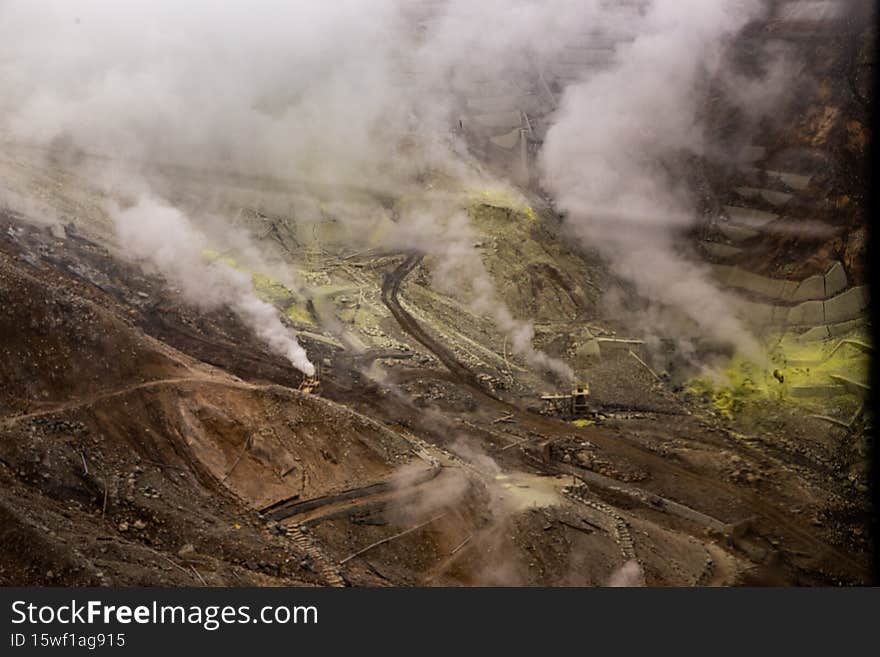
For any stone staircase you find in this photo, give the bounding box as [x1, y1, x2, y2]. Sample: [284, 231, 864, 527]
[286, 524, 347, 587]
[562, 484, 638, 563]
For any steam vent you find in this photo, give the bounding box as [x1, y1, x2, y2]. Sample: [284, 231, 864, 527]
[0, 0, 874, 587]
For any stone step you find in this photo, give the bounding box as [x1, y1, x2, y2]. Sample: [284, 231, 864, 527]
[716, 206, 780, 242]
[287, 525, 346, 587]
[717, 218, 836, 242]
[736, 285, 868, 329]
[793, 285, 869, 325]
[724, 205, 780, 228]
[713, 266, 797, 301]
[711, 261, 847, 303]
[718, 222, 760, 242]
[796, 317, 868, 342]
[745, 168, 813, 191]
[701, 241, 744, 259]
[734, 187, 794, 207]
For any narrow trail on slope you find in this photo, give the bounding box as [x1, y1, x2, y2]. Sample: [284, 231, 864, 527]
[380, 253, 500, 401]
[0, 375, 264, 426]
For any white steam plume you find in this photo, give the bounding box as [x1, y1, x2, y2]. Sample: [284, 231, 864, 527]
[606, 560, 645, 587]
[540, 0, 766, 359]
[112, 195, 315, 376]
[389, 206, 574, 381]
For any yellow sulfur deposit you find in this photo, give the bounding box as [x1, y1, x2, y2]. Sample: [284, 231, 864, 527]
[202, 249, 313, 325]
[689, 330, 870, 416]
[468, 188, 537, 221]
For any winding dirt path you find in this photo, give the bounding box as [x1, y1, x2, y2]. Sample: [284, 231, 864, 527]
[0, 375, 259, 427]
[381, 254, 498, 399]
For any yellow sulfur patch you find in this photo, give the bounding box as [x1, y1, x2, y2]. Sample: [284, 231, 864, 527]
[468, 188, 537, 221]
[202, 249, 313, 325]
[688, 330, 870, 415]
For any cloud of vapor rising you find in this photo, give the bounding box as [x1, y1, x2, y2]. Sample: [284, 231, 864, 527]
[388, 205, 574, 381]
[0, 0, 420, 187]
[0, 0, 808, 373]
[0, 0, 660, 198]
[540, 0, 767, 359]
[0, 0, 587, 377]
[113, 195, 315, 376]
[606, 560, 645, 587]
